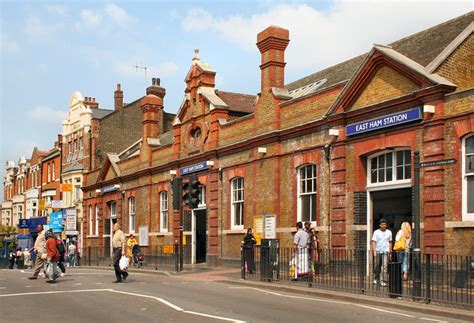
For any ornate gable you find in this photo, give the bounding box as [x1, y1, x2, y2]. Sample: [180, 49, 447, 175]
[326, 45, 456, 116]
[96, 154, 121, 184]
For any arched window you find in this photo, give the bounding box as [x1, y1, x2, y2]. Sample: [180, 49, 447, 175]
[368, 149, 411, 186]
[89, 205, 93, 235]
[297, 164, 317, 223]
[129, 197, 136, 233]
[463, 135, 474, 220]
[231, 177, 244, 229]
[160, 191, 168, 232]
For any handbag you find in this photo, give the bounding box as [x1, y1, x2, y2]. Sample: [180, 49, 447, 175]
[393, 236, 406, 252]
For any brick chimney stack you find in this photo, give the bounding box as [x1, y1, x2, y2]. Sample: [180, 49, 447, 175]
[256, 26, 290, 93]
[84, 96, 99, 109]
[114, 84, 123, 111]
[141, 77, 166, 142]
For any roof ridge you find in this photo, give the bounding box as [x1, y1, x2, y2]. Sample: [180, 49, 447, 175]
[388, 11, 473, 47]
[215, 89, 257, 97]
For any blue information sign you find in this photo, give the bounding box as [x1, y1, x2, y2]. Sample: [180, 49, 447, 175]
[49, 211, 64, 232]
[19, 218, 29, 229]
[346, 107, 422, 136]
[179, 162, 209, 176]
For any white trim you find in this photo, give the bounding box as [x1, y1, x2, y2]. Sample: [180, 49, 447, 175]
[223, 229, 246, 234]
[95, 205, 99, 235]
[445, 221, 474, 228]
[230, 177, 244, 230]
[159, 191, 168, 232]
[426, 22, 474, 73]
[462, 134, 474, 221]
[366, 149, 412, 189]
[86, 235, 99, 238]
[297, 164, 317, 225]
[148, 232, 173, 236]
[129, 197, 136, 234]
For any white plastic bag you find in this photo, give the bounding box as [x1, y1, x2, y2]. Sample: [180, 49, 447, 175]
[119, 256, 129, 271]
[45, 262, 60, 281]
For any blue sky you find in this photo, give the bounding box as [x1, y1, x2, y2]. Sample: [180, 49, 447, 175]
[0, 0, 471, 190]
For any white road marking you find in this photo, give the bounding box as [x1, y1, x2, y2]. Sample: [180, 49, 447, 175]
[184, 310, 246, 322]
[420, 318, 448, 323]
[96, 283, 103, 285]
[75, 283, 82, 286]
[229, 287, 416, 318]
[141, 308, 147, 311]
[0, 287, 6, 289]
[25, 286, 31, 288]
[0, 288, 246, 322]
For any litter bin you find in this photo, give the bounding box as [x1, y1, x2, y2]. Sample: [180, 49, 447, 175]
[388, 261, 402, 298]
[260, 239, 280, 281]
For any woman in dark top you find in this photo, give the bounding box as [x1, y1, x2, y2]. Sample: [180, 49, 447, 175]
[243, 228, 257, 274]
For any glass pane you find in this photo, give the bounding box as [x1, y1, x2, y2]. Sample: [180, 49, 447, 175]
[379, 155, 385, 168]
[301, 195, 310, 222]
[466, 155, 474, 174]
[404, 150, 411, 165]
[466, 136, 474, 154]
[311, 194, 317, 222]
[405, 165, 411, 179]
[379, 168, 385, 182]
[397, 166, 403, 180]
[371, 169, 377, 183]
[386, 167, 392, 181]
[371, 158, 377, 172]
[386, 153, 393, 167]
[468, 176, 474, 213]
[397, 151, 404, 166]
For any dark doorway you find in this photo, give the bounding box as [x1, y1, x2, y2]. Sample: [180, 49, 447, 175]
[372, 188, 412, 238]
[195, 209, 207, 263]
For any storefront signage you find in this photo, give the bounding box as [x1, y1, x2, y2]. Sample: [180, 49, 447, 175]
[346, 107, 422, 136]
[61, 183, 73, 192]
[49, 211, 64, 232]
[420, 158, 456, 167]
[102, 185, 118, 194]
[139, 225, 149, 246]
[64, 209, 77, 231]
[179, 162, 209, 176]
[51, 200, 63, 209]
[19, 218, 29, 229]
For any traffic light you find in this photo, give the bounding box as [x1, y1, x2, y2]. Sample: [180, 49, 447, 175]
[182, 181, 190, 207]
[189, 175, 201, 209]
[172, 178, 182, 210]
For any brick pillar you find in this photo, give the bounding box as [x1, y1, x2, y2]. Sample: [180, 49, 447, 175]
[330, 145, 347, 248]
[422, 125, 446, 254]
[207, 169, 220, 265]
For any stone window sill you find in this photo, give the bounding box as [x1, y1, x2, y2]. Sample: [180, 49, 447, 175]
[445, 221, 474, 228]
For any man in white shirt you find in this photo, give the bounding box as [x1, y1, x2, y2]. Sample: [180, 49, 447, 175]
[293, 221, 309, 279]
[371, 218, 392, 286]
[29, 224, 46, 280]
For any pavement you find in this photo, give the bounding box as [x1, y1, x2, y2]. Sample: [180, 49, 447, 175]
[1, 266, 472, 322]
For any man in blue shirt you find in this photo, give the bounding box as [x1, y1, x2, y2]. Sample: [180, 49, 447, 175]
[371, 218, 392, 286]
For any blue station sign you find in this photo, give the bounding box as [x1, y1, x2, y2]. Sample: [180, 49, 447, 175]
[346, 107, 422, 136]
[19, 218, 29, 229]
[180, 161, 209, 176]
[102, 185, 118, 194]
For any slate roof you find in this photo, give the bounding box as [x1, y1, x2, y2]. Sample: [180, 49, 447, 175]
[62, 162, 84, 174]
[286, 11, 474, 92]
[216, 90, 256, 114]
[91, 108, 113, 120]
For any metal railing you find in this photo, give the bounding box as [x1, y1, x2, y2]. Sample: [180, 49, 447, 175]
[242, 245, 473, 309]
[82, 244, 190, 272]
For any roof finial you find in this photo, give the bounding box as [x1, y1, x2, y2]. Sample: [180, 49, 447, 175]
[192, 48, 200, 64]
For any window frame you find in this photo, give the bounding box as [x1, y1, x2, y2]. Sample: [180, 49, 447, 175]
[160, 191, 168, 232]
[95, 204, 99, 235]
[462, 134, 474, 221]
[47, 164, 51, 182]
[367, 149, 412, 188]
[52, 162, 55, 181]
[230, 177, 244, 230]
[297, 164, 317, 224]
[89, 205, 94, 235]
[129, 197, 136, 234]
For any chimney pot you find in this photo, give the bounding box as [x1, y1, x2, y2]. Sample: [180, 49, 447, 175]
[114, 83, 124, 111]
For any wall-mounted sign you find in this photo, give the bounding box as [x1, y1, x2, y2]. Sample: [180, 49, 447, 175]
[179, 161, 209, 176]
[64, 208, 77, 231]
[102, 185, 119, 194]
[346, 107, 422, 136]
[420, 158, 456, 167]
[264, 216, 276, 239]
[139, 225, 149, 246]
[61, 183, 73, 192]
[51, 200, 63, 209]
[49, 211, 64, 232]
[19, 218, 29, 229]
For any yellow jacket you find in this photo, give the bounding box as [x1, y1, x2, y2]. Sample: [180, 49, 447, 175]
[127, 237, 138, 257]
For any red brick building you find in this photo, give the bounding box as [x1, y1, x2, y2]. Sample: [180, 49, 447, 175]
[82, 12, 474, 264]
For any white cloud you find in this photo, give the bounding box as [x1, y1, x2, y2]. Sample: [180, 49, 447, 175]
[181, 1, 471, 72]
[1, 31, 20, 53]
[76, 9, 102, 31]
[26, 106, 67, 124]
[104, 3, 135, 25]
[24, 16, 57, 41]
[46, 5, 67, 16]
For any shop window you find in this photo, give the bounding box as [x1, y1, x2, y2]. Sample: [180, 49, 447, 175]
[297, 164, 317, 223]
[368, 149, 411, 186]
[463, 134, 474, 220]
[129, 197, 136, 233]
[231, 177, 244, 229]
[160, 192, 168, 232]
